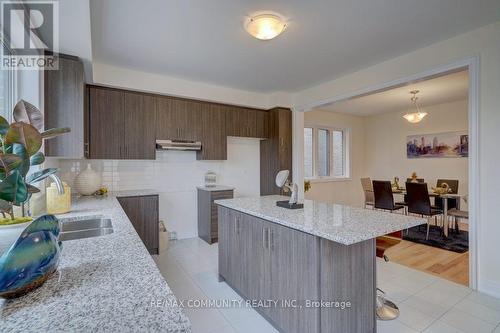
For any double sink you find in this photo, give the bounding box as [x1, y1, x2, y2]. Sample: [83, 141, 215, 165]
[59, 218, 114, 241]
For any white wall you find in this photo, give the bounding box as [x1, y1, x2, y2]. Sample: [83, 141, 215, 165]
[364, 99, 468, 208]
[58, 0, 93, 81]
[55, 137, 261, 239]
[303, 110, 365, 206]
[92, 62, 290, 109]
[293, 21, 500, 297]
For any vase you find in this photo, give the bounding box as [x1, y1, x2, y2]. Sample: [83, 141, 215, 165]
[0, 215, 62, 299]
[74, 163, 101, 196]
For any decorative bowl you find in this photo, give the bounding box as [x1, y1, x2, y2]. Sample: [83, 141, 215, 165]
[0, 220, 33, 256]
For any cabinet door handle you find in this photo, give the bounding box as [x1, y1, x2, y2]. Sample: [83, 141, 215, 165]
[84, 143, 89, 157]
[262, 227, 267, 249]
[268, 229, 273, 250]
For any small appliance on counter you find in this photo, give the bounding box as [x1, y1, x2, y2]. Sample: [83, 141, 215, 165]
[46, 182, 71, 214]
[204, 170, 217, 187]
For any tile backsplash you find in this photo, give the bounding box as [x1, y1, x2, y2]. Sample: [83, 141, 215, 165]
[51, 137, 261, 239]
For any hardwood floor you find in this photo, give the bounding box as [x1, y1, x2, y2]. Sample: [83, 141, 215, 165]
[385, 239, 469, 286]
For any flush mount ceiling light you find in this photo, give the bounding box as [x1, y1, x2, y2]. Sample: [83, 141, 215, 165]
[403, 90, 428, 123]
[244, 14, 287, 40]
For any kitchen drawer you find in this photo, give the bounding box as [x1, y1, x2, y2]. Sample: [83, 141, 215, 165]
[211, 190, 234, 200]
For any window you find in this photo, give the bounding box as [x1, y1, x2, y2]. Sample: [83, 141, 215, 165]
[304, 126, 349, 180]
[332, 130, 344, 177]
[317, 129, 330, 177]
[0, 42, 15, 120]
[304, 128, 313, 178]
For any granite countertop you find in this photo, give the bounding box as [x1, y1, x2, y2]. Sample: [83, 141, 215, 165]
[215, 195, 426, 245]
[0, 190, 191, 333]
[196, 185, 235, 192]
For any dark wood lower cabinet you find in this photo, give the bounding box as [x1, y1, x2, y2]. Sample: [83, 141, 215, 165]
[320, 238, 376, 333]
[197, 188, 233, 244]
[218, 206, 376, 333]
[218, 207, 321, 333]
[269, 221, 320, 333]
[118, 195, 159, 254]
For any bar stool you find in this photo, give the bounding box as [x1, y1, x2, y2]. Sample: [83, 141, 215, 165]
[375, 232, 402, 320]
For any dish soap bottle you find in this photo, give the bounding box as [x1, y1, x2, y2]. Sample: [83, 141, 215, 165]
[46, 182, 71, 214]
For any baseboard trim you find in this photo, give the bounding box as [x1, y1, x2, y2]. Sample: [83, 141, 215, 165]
[479, 279, 500, 299]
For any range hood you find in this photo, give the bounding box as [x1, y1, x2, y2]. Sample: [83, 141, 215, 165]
[156, 139, 202, 151]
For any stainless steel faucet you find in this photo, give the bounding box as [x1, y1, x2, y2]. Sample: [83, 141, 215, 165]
[49, 174, 65, 194]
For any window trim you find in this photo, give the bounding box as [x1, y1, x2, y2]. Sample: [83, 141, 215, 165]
[1, 38, 18, 122]
[304, 124, 351, 182]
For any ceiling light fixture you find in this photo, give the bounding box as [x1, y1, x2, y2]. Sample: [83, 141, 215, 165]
[244, 14, 287, 40]
[403, 90, 428, 123]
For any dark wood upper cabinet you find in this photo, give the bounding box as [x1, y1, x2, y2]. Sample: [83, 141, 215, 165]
[44, 54, 85, 158]
[260, 108, 292, 195]
[88, 86, 125, 159]
[226, 107, 269, 139]
[168, 98, 191, 140]
[196, 104, 227, 160]
[155, 96, 175, 139]
[123, 92, 156, 159]
[256, 110, 270, 139]
[87, 86, 156, 160]
[86, 85, 288, 165]
[156, 97, 202, 141]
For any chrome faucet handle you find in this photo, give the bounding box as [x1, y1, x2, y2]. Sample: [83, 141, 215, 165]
[48, 174, 65, 194]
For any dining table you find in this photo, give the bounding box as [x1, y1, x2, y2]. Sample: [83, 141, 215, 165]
[392, 188, 462, 237]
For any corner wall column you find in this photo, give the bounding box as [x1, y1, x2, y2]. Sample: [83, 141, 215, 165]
[292, 109, 305, 202]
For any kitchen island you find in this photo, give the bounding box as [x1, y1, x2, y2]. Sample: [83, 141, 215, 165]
[215, 195, 425, 333]
[0, 191, 190, 333]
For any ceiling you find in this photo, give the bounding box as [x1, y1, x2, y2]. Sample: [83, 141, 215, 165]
[318, 70, 468, 116]
[89, 0, 500, 93]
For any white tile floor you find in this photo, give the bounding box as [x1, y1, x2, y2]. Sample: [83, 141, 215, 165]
[153, 238, 500, 333]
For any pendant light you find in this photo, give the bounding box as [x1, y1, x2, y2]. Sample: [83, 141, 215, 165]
[403, 90, 428, 123]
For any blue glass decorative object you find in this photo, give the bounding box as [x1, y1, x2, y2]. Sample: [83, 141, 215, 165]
[0, 215, 62, 298]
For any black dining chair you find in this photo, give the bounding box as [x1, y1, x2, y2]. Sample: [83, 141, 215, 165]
[373, 181, 405, 213]
[434, 179, 459, 210]
[406, 182, 443, 240]
[372, 180, 404, 320]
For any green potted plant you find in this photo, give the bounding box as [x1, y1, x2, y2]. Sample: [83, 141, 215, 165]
[0, 100, 69, 253]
